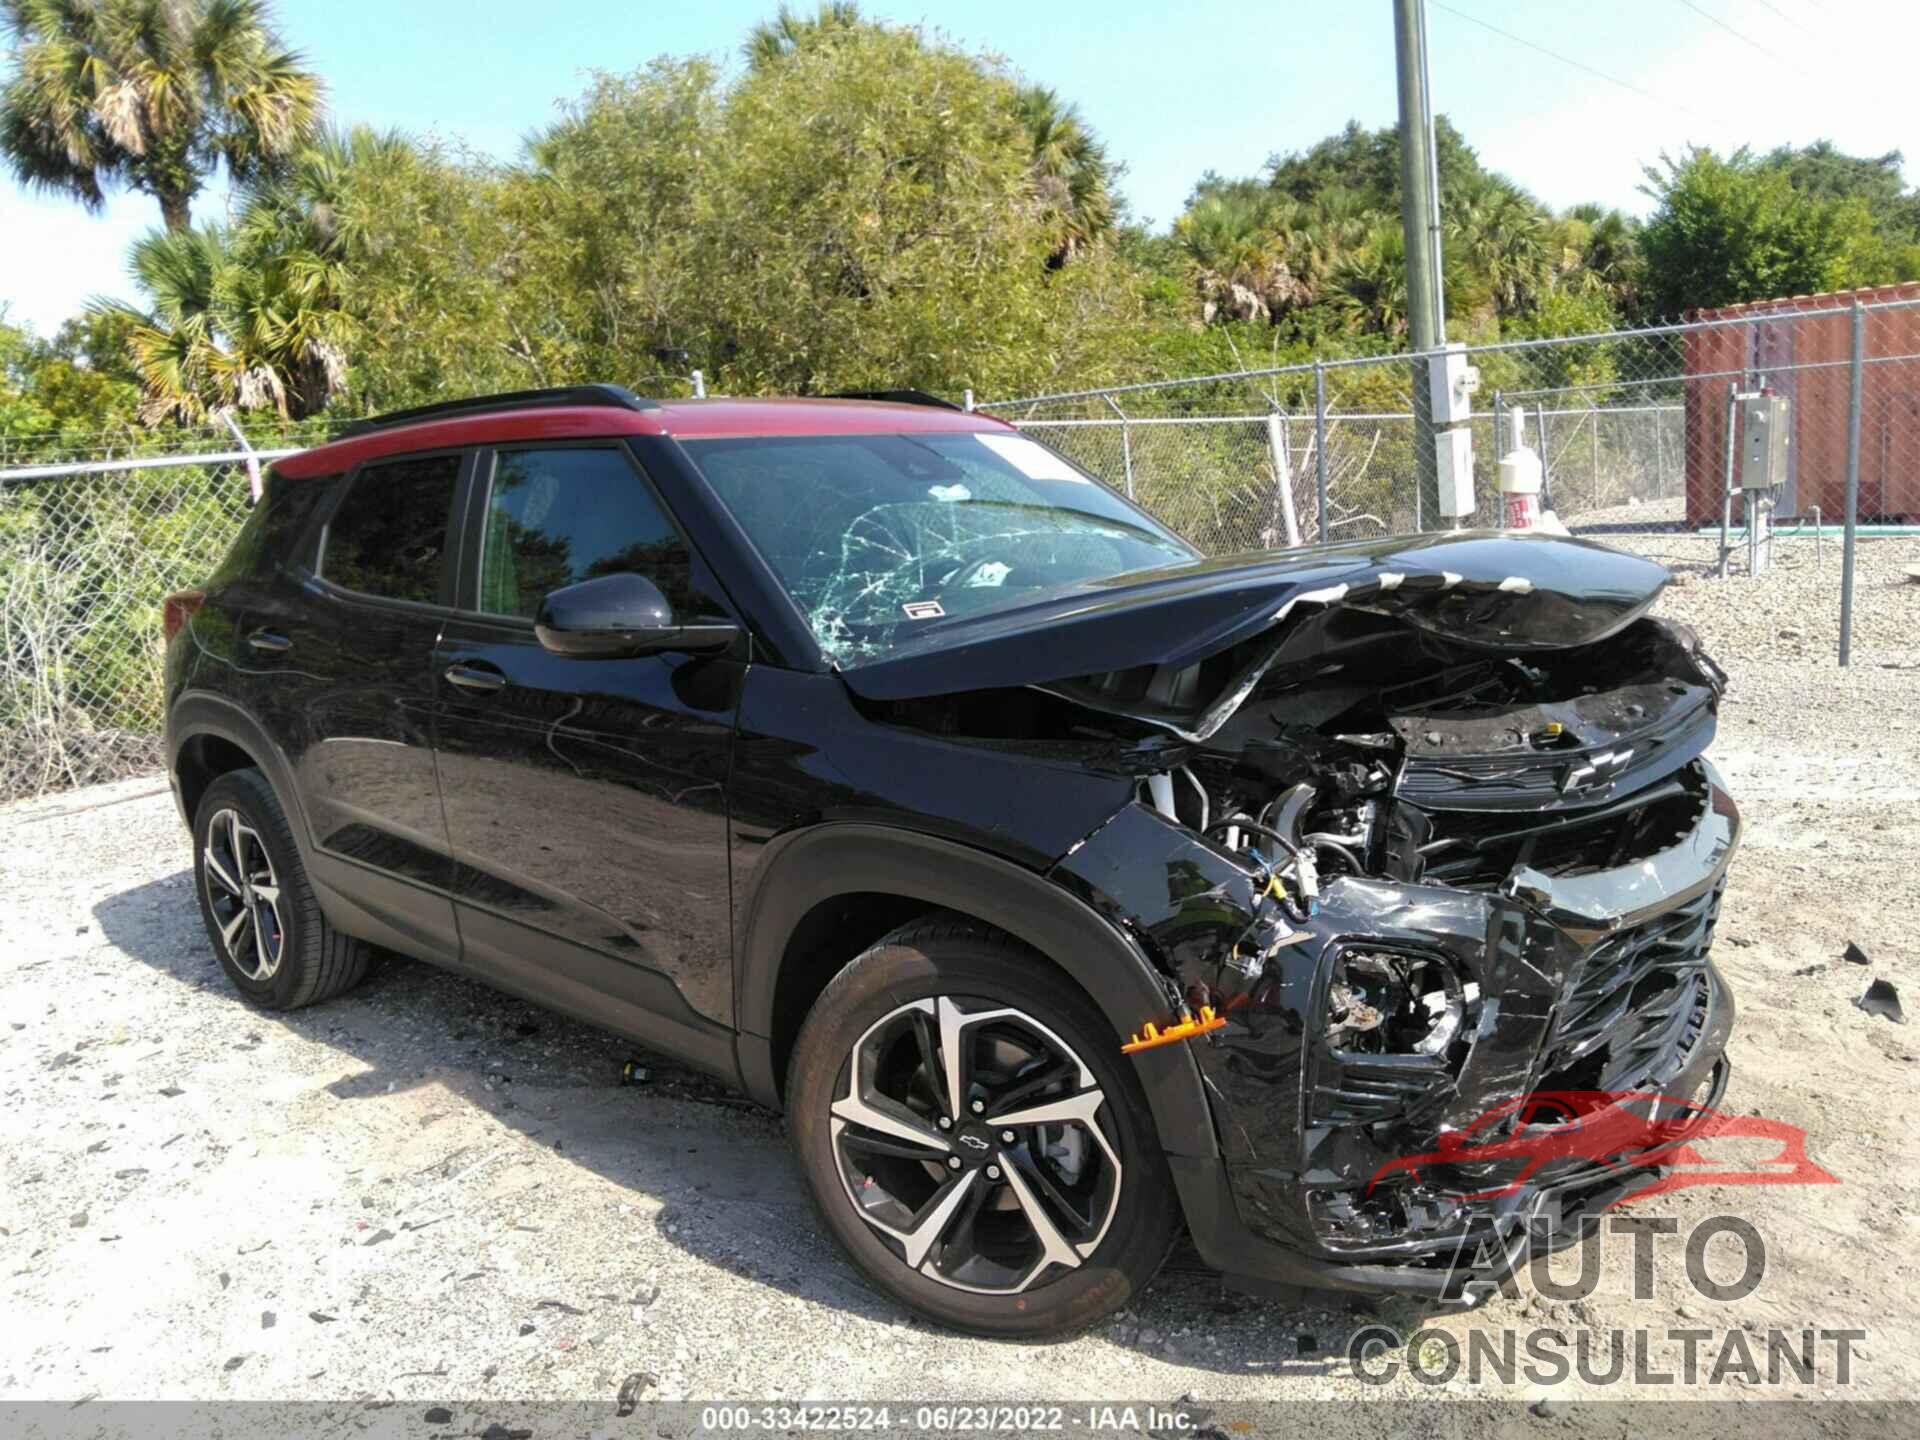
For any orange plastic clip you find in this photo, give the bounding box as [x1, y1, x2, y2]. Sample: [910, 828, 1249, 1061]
[1121, 1005, 1227, 1054]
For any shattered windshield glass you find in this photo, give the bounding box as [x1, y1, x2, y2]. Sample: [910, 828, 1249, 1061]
[684, 432, 1198, 665]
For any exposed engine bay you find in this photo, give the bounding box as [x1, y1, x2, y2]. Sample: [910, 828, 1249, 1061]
[845, 534, 1741, 1298]
[1132, 610, 1724, 908]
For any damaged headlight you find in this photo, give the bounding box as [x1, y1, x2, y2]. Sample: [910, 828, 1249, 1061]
[1324, 947, 1472, 1057]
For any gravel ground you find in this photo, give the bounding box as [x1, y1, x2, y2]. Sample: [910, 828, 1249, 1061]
[1598, 505, 1920, 674]
[3, 551, 1919, 1425]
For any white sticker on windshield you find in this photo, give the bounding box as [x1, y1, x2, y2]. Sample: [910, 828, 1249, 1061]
[974, 433, 1089, 482]
[928, 483, 970, 502]
[902, 600, 946, 619]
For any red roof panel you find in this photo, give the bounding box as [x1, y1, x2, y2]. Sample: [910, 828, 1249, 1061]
[274, 395, 1008, 478]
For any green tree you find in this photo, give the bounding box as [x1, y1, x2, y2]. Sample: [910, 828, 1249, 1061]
[698, 25, 1097, 395]
[1015, 84, 1117, 266]
[1173, 116, 1580, 343]
[1638, 147, 1879, 316]
[105, 125, 478, 422]
[742, 1, 868, 69]
[1327, 223, 1409, 338]
[1267, 115, 1488, 217]
[1174, 183, 1298, 323]
[0, 0, 323, 232]
[1447, 177, 1548, 318]
[1758, 141, 1920, 246]
[110, 206, 349, 422]
[0, 307, 141, 451]
[1551, 204, 1642, 313]
[512, 62, 718, 387]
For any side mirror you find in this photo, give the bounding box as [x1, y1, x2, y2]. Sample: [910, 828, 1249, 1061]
[533, 573, 739, 659]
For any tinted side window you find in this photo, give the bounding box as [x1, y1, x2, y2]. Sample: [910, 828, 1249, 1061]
[207, 467, 334, 584]
[478, 447, 712, 620]
[322, 454, 461, 604]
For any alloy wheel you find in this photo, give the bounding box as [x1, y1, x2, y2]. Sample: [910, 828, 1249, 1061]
[201, 808, 285, 981]
[829, 995, 1122, 1295]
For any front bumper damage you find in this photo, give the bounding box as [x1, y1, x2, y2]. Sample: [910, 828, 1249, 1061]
[1053, 758, 1741, 1301]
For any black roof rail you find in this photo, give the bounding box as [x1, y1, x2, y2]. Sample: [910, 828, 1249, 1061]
[824, 388, 964, 411]
[336, 384, 659, 439]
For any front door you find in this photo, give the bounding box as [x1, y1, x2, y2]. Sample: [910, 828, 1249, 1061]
[431, 442, 742, 1071]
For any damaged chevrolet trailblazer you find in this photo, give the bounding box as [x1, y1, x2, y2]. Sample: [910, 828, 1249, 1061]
[162, 385, 1738, 1337]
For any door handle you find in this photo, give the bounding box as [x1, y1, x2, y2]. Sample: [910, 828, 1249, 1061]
[246, 629, 293, 654]
[443, 663, 508, 693]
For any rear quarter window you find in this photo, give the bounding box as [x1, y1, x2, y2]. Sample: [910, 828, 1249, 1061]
[319, 453, 462, 604]
[206, 466, 335, 585]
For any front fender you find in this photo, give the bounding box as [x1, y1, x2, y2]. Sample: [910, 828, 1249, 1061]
[731, 821, 1219, 1162]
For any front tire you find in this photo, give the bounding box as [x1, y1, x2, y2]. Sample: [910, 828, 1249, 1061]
[192, 768, 368, 1010]
[787, 917, 1179, 1337]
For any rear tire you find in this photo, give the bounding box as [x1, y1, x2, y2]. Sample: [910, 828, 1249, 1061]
[191, 768, 369, 1010]
[787, 916, 1179, 1337]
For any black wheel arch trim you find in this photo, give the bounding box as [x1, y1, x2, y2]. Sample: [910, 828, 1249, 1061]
[731, 821, 1220, 1162]
[167, 691, 313, 849]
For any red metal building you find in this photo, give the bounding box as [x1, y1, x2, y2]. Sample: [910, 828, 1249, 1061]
[1683, 282, 1920, 527]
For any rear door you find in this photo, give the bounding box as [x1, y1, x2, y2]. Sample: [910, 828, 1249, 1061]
[244, 449, 470, 960]
[431, 441, 743, 1071]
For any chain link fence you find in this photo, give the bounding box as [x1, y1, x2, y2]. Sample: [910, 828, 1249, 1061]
[981, 291, 1920, 548]
[1, 453, 269, 800]
[3, 294, 1917, 803]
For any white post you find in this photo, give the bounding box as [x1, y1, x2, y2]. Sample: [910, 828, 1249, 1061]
[218, 412, 264, 504]
[1266, 410, 1302, 549]
[1104, 395, 1136, 500]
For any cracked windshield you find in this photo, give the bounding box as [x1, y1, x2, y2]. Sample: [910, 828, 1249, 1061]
[684, 431, 1197, 665]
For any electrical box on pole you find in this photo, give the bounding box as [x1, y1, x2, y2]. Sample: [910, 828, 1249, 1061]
[1428, 342, 1478, 424]
[1430, 341, 1479, 518]
[1437, 429, 1475, 518]
[1738, 393, 1791, 491]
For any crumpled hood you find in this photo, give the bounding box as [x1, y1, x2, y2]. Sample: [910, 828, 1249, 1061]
[839, 530, 1672, 709]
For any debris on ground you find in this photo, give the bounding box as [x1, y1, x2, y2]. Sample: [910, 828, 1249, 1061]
[615, 1372, 656, 1415]
[1844, 941, 1872, 966]
[1857, 978, 1907, 1024]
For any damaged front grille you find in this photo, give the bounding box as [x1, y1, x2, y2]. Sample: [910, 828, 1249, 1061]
[1415, 760, 1711, 888]
[1536, 882, 1723, 1093]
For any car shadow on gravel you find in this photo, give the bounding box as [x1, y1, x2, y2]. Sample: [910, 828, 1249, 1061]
[96, 870, 1406, 1372]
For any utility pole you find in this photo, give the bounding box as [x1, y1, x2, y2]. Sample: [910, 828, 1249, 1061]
[1394, 0, 1445, 349]
[1394, 0, 1446, 525]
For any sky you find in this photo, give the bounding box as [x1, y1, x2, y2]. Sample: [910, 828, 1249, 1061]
[3, 0, 1917, 337]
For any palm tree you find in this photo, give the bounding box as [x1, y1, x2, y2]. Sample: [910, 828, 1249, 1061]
[111, 223, 226, 420]
[106, 126, 412, 423]
[1175, 185, 1308, 324]
[1328, 224, 1409, 337]
[1014, 84, 1115, 267]
[0, 0, 322, 232]
[1556, 204, 1641, 310]
[235, 124, 410, 288]
[742, 2, 868, 69]
[1447, 178, 1549, 317]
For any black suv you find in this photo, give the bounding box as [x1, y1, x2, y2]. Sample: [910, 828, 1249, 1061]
[164, 384, 1739, 1336]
